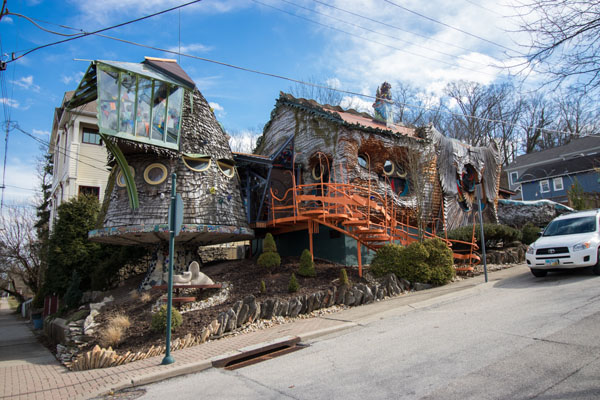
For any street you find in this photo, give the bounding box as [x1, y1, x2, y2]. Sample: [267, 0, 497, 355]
[141, 266, 600, 399]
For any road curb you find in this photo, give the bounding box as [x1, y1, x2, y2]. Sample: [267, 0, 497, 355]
[298, 321, 358, 342]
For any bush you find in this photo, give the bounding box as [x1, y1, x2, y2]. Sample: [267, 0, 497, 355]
[397, 242, 431, 284]
[446, 223, 522, 248]
[340, 268, 349, 285]
[257, 252, 281, 270]
[298, 249, 316, 277]
[423, 238, 455, 285]
[263, 233, 277, 253]
[63, 271, 83, 310]
[288, 273, 299, 293]
[259, 280, 266, 294]
[370, 244, 404, 277]
[522, 223, 541, 245]
[151, 305, 183, 333]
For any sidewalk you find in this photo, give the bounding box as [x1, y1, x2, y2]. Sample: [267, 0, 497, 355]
[0, 265, 526, 400]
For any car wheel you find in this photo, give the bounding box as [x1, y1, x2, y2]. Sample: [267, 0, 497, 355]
[593, 250, 600, 275]
[531, 269, 548, 278]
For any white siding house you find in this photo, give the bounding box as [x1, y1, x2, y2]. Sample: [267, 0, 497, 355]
[49, 92, 109, 228]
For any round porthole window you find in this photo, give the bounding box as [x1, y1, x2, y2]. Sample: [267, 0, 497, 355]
[396, 164, 407, 178]
[312, 164, 323, 180]
[116, 166, 135, 188]
[183, 155, 211, 172]
[143, 163, 168, 185]
[357, 154, 369, 169]
[383, 160, 395, 176]
[217, 159, 235, 178]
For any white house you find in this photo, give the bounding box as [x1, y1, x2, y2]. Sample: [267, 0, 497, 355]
[48, 91, 109, 227]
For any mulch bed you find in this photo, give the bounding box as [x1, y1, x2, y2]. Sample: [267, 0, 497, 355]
[89, 257, 366, 354]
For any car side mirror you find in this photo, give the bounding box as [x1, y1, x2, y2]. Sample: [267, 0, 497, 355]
[537, 231, 543, 237]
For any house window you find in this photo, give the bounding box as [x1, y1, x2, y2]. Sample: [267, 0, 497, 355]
[540, 179, 550, 193]
[183, 155, 211, 172]
[79, 186, 100, 199]
[116, 166, 135, 188]
[510, 171, 518, 185]
[144, 163, 168, 185]
[357, 154, 369, 169]
[553, 177, 564, 191]
[217, 159, 235, 178]
[82, 129, 101, 145]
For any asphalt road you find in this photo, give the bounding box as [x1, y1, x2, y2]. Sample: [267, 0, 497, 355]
[141, 266, 600, 399]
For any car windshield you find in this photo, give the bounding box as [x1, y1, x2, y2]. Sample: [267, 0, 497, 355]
[543, 216, 597, 236]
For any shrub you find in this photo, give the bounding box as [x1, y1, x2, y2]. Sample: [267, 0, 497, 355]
[339, 268, 349, 286]
[259, 280, 266, 294]
[263, 233, 277, 253]
[298, 249, 316, 277]
[100, 325, 124, 348]
[446, 223, 522, 248]
[109, 313, 131, 330]
[288, 273, 299, 293]
[63, 271, 83, 310]
[423, 238, 455, 285]
[370, 244, 404, 277]
[140, 292, 152, 303]
[522, 223, 541, 245]
[151, 305, 183, 333]
[257, 251, 281, 270]
[397, 242, 431, 284]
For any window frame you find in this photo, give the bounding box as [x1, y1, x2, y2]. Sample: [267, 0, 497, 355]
[217, 159, 236, 179]
[510, 171, 518, 185]
[116, 166, 135, 188]
[78, 185, 100, 199]
[182, 155, 211, 172]
[82, 128, 102, 145]
[143, 163, 169, 185]
[553, 177, 564, 191]
[540, 179, 551, 193]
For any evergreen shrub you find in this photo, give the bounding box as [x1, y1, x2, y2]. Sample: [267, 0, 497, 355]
[522, 223, 541, 245]
[257, 252, 281, 270]
[151, 305, 182, 333]
[446, 223, 522, 248]
[288, 273, 299, 293]
[63, 271, 83, 310]
[370, 244, 404, 277]
[263, 233, 277, 253]
[298, 249, 316, 277]
[259, 280, 266, 294]
[423, 238, 455, 285]
[339, 268, 349, 286]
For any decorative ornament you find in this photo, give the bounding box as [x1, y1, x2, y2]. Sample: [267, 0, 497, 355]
[209, 187, 216, 195]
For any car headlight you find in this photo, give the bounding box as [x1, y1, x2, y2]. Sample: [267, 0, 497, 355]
[526, 246, 535, 255]
[573, 242, 591, 252]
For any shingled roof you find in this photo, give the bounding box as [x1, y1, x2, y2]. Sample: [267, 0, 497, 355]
[518, 153, 600, 183]
[507, 135, 600, 170]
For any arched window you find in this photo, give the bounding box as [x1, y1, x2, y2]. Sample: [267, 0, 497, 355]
[183, 155, 211, 172]
[357, 154, 369, 169]
[217, 159, 235, 178]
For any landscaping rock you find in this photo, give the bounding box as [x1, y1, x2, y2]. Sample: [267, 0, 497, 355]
[413, 282, 433, 291]
[288, 298, 302, 318]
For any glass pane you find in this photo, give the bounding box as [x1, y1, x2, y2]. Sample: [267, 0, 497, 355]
[358, 155, 368, 168]
[383, 160, 394, 175]
[166, 86, 183, 144]
[119, 73, 136, 135]
[218, 160, 235, 178]
[183, 156, 210, 172]
[98, 68, 119, 132]
[136, 78, 152, 138]
[151, 82, 168, 141]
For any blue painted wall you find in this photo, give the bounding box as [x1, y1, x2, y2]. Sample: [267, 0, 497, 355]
[521, 171, 600, 203]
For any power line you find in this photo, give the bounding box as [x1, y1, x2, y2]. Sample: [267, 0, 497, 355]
[308, 0, 479, 54]
[277, 0, 496, 69]
[5, 0, 204, 64]
[382, 0, 522, 56]
[252, 0, 499, 77]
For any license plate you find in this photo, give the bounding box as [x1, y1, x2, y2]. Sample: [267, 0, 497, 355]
[545, 259, 560, 266]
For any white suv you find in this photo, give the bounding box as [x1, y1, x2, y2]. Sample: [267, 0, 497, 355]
[526, 209, 600, 277]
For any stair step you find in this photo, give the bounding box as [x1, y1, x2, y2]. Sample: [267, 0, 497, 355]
[361, 235, 391, 241]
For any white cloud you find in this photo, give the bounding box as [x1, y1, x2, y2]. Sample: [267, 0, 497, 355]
[340, 96, 373, 114]
[0, 16, 13, 23]
[228, 130, 262, 153]
[326, 77, 341, 89]
[209, 102, 226, 118]
[12, 76, 40, 92]
[1, 160, 39, 205]
[61, 71, 85, 86]
[166, 43, 213, 55]
[193, 75, 222, 90]
[32, 129, 50, 137]
[0, 98, 20, 108]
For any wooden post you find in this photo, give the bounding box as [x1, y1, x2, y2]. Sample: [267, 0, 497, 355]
[308, 220, 314, 261]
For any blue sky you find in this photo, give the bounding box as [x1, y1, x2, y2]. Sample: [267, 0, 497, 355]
[0, 0, 528, 204]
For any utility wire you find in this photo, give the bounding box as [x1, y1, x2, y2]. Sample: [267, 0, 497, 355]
[5, 0, 204, 63]
[382, 0, 522, 56]
[252, 0, 499, 77]
[277, 0, 496, 69]
[308, 0, 479, 54]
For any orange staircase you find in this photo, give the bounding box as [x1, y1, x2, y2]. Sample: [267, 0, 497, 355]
[266, 178, 480, 276]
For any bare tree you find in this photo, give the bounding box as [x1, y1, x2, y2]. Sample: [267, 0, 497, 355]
[228, 126, 264, 154]
[0, 205, 42, 301]
[515, 0, 600, 93]
[289, 76, 343, 106]
[519, 93, 556, 153]
[554, 89, 600, 138]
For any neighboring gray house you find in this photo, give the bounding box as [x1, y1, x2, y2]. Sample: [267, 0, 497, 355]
[505, 135, 600, 203]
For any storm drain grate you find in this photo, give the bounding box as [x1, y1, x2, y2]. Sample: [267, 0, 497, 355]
[212, 337, 308, 370]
